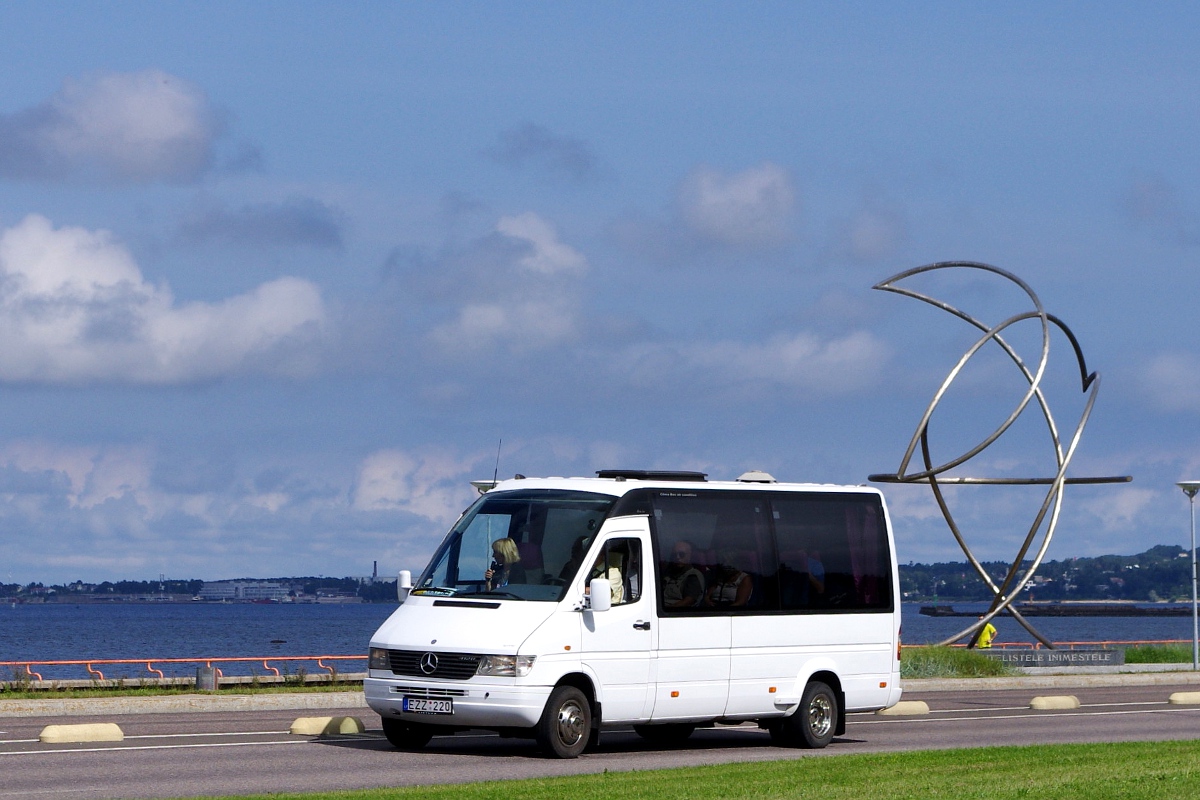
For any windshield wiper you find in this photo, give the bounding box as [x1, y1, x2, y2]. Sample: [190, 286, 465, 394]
[459, 590, 524, 600]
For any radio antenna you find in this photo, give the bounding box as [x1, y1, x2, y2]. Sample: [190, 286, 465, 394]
[492, 439, 503, 490]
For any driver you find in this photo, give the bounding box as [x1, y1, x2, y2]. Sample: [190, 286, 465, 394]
[485, 538, 524, 590]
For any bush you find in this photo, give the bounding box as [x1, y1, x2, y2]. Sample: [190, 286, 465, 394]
[1124, 644, 1192, 663]
[901, 645, 1017, 678]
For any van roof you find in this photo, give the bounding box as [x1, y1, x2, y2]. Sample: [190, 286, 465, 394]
[474, 472, 880, 498]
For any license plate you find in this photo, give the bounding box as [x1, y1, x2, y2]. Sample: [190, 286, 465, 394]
[402, 696, 453, 714]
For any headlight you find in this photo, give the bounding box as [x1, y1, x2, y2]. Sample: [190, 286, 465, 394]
[476, 654, 536, 677]
[368, 647, 391, 670]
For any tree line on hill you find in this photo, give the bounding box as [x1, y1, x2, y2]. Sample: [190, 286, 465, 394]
[0, 575, 400, 603]
[900, 544, 1194, 603]
[3, 544, 1193, 604]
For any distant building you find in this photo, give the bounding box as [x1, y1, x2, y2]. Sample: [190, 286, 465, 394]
[197, 580, 291, 602]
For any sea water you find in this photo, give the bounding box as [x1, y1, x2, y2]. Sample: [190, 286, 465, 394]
[0, 602, 394, 680]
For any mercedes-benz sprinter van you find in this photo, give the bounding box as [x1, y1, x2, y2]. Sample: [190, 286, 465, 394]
[365, 470, 902, 757]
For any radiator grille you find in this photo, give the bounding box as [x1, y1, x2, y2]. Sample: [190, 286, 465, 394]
[386, 650, 482, 680]
[389, 685, 467, 697]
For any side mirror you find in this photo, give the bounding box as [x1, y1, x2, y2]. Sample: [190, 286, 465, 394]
[588, 578, 611, 612]
[397, 570, 412, 603]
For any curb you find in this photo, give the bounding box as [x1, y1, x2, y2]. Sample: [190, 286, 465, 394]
[903, 669, 1200, 693]
[0, 691, 367, 718]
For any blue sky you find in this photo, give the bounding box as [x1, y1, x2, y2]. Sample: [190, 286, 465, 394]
[1, 3, 1198, 584]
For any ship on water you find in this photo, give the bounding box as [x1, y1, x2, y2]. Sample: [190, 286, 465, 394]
[920, 602, 1193, 617]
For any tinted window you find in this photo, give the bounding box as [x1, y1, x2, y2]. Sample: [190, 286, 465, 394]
[650, 491, 776, 611]
[650, 490, 893, 614]
[772, 494, 892, 612]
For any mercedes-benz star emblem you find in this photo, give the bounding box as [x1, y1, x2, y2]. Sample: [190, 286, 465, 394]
[419, 652, 439, 675]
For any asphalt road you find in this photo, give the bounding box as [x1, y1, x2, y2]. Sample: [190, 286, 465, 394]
[4, 683, 1200, 799]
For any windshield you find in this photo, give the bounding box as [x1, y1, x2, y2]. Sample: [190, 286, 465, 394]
[413, 490, 618, 601]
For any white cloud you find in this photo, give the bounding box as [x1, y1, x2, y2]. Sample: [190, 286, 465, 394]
[1143, 353, 1200, 412]
[352, 449, 478, 524]
[0, 70, 219, 183]
[495, 213, 587, 275]
[427, 213, 587, 354]
[636, 330, 889, 396]
[1086, 486, 1158, 531]
[0, 214, 326, 384]
[679, 163, 796, 247]
[0, 440, 151, 509]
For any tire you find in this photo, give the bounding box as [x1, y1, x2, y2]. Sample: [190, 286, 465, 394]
[632, 723, 695, 745]
[381, 718, 433, 750]
[794, 681, 837, 748]
[535, 685, 592, 758]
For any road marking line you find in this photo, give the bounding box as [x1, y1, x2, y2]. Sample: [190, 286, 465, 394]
[854, 706, 1200, 725]
[0, 739, 308, 757]
[912, 701, 1167, 715]
[124, 730, 285, 739]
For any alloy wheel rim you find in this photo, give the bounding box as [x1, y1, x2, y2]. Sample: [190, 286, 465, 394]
[556, 699, 586, 746]
[809, 694, 833, 738]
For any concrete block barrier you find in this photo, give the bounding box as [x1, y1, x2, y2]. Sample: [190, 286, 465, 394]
[875, 700, 930, 716]
[40, 723, 124, 743]
[289, 715, 365, 735]
[1168, 691, 1200, 705]
[1029, 695, 1080, 710]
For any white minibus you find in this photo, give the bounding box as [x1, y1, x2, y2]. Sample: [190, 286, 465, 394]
[365, 470, 902, 758]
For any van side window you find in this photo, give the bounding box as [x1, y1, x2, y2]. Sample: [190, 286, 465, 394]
[589, 538, 641, 606]
[651, 492, 777, 612]
[772, 495, 892, 612]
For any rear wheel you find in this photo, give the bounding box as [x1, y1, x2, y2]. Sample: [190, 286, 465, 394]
[536, 685, 591, 758]
[632, 723, 695, 745]
[381, 718, 433, 750]
[773, 681, 837, 749]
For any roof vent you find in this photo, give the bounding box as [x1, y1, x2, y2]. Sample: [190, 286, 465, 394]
[737, 470, 777, 483]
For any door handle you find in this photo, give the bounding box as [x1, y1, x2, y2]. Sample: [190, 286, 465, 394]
[633, 620, 651, 630]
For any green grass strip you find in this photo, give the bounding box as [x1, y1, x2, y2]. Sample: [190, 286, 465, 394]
[1124, 644, 1192, 663]
[181, 739, 1200, 800]
[900, 645, 1016, 678]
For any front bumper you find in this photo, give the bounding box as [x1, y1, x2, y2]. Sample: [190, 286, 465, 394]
[364, 675, 552, 729]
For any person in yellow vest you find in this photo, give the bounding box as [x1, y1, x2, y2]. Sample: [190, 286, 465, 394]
[975, 615, 998, 648]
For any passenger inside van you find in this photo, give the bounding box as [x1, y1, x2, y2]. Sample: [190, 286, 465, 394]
[558, 535, 590, 582]
[661, 539, 705, 608]
[779, 549, 825, 608]
[585, 550, 623, 604]
[704, 549, 752, 607]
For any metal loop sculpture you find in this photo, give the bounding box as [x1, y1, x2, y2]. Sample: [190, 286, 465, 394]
[868, 262, 1131, 648]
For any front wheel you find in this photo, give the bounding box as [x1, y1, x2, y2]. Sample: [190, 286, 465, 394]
[535, 685, 592, 758]
[381, 718, 433, 750]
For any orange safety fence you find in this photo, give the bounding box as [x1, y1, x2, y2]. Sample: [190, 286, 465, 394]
[0, 655, 366, 682]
